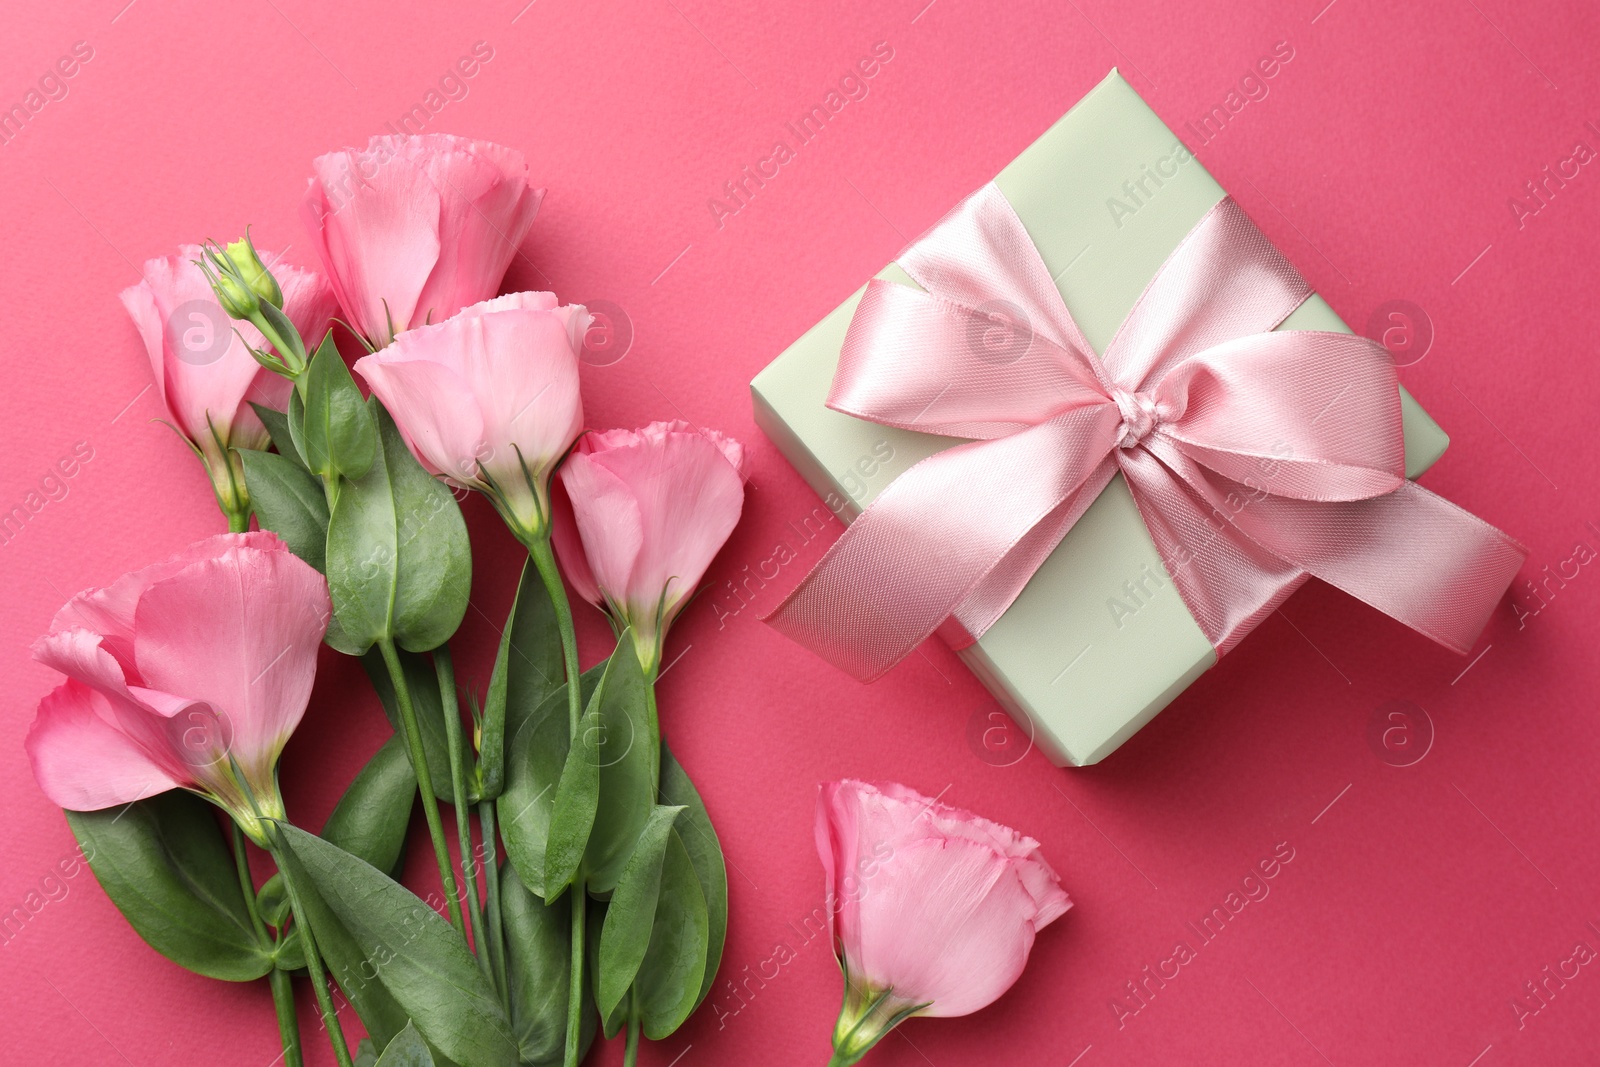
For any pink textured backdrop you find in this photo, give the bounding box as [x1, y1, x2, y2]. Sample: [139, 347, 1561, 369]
[3, 0, 1597, 1063]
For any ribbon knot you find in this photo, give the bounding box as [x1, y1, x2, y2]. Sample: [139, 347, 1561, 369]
[1112, 388, 1160, 449]
[763, 184, 1526, 683]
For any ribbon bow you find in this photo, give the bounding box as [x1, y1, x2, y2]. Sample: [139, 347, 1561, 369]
[765, 185, 1525, 681]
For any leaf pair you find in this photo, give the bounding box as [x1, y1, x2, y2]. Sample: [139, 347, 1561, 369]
[64, 727, 421, 988]
[497, 666, 603, 900]
[594, 807, 708, 1040]
[324, 401, 470, 656]
[479, 558, 563, 802]
[295, 333, 377, 485]
[275, 825, 518, 1067]
[542, 636, 659, 899]
[247, 384, 470, 658]
[497, 638, 656, 903]
[592, 744, 728, 1041]
[500, 863, 597, 1065]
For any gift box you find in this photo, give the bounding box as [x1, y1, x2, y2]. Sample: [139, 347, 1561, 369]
[751, 70, 1457, 767]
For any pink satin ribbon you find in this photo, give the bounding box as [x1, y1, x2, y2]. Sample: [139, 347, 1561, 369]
[764, 185, 1526, 682]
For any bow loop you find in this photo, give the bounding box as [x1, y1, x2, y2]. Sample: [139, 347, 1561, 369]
[1151, 330, 1408, 502]
[1104, 197, 1313, 389]
[829, 279, 1107, 441]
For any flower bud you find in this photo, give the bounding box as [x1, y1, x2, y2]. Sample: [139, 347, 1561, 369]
[208, 269, 260, 320]
[224, 235, 285, 309]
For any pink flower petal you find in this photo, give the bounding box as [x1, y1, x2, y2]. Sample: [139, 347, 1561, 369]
[815, 779, 1071, 1017]
[583, 426, 745, 618]
[559, 451, 644, 608]
[850, 836, 1035, 1017]
[304, 135, 542, 346]
[410, 142, 544, 329]
[358, 294, 585, 511]
[305, 146, 444, 344]
[550, 476, 603, 608]
[130, 538, 330, 781]
[119, 248, 335, 454]
[47, 532, 284, 663]
[355, 352, 486, 484]
[26, 681, 182, 810]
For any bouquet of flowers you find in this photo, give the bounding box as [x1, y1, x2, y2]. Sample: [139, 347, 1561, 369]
[26, 134, 741, 1067]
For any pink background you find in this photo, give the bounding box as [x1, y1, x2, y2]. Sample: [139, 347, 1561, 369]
[3, 0, 1598, 1063]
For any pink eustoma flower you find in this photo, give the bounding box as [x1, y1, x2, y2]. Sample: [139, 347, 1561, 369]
[25, 533, 331, 844]
[553, 420, 746, 671]
[815, 779, 1071, 1065]
[354, 292, 588, 539]
[120, 246, 336, 519]
[303, 134, 544, 349]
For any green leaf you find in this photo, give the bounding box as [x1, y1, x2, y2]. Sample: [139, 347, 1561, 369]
[321, 733, 416, 878]
[582, 640, 658, 894]
[273, 849, 411, 1049]
[275, 824, 519, 1067]
[302, 332, 378, 481]
[541, 692, 602, 898]
[64, 793, 271, 981]
[498, 667, 602, 900]
[586, 898, 626, 1041]
[354, 1039, 380, 1067]
[374, 1021, 436, 1066]
[500, 863, 595, 1065]
[659, 741, 727, 1012]
[249, 402, 306, 469]
[325, 400, 471, 654]
[362, 648, 472, 805]
[595, 805, 683, 1018]
[633, 830, 710, 1039]
[480, 557, 562, 801]
[272, 924, 307, 971]
[287, 388, 310, 475]
[257, 872, 290, 928]
[237, 448, 329, 572]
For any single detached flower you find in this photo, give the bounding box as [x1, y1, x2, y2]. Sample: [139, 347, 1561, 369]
[354, 292, 588, 539]
[815, 780, 1071, 1065]
[25, 533, 331, 844]
[553, 420, 746, 672]
[303, 133, 544, 349]
[121, 245, 336, 523]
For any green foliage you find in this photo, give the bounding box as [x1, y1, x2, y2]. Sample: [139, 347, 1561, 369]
[65, 794, 272, 982]
[325, 401, 470, 655]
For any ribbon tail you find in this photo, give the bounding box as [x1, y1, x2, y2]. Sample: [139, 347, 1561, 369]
[947, 458, 1118, 646]
[1227, 480, 1527, 654]
[1118, 444, 1303, 654]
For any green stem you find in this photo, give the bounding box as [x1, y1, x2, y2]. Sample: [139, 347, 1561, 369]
[479, 800, 509, 1007]
[527, 536, 583, 739]
[269, 845, 354, 1067]
[435, 645, 489, 974]
[230, 823, 270, 945]
[623, 989, 641, 1067]
[268, 968, 304, 1067]
[564, 884, 586, 1067]
[645, 682, 660, 789]
[525, 533, 588, 1067]
[226, 505, 251, 533]
[376, 637, 467, 932]
[232, 826, 303, 1067]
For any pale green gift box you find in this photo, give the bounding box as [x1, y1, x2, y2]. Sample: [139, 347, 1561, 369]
[750, 70, 1448, 767]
